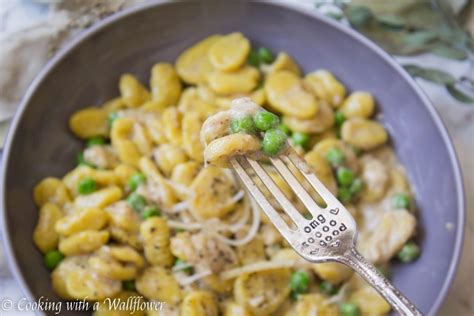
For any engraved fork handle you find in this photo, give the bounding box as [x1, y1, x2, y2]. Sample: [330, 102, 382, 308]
[338, 247, 423, 316]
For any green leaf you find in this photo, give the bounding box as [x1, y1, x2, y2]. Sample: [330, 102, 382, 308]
[346, 5, 373, 28]
[431, 45, 468, 60]
[402, 31, 438, 46]
[446, 84, 474, 104]
[377, 14, 405, 29]
[403, 64, 456, 85]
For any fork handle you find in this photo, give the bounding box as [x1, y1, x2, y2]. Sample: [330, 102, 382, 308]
[339, 247, 422, 316]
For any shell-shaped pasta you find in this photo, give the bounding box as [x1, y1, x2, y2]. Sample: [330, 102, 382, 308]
[340, 91, 375, 118]
[341, 118, 388, 150]
[138, 157, 178, 209]
[111, 118, 142, 166]
[304, 150, 338, 195]
[202, 275, 235, 294]
[304, 70, 346, 108]
[390, 168, 410, 192]
[105, 201, 141, 233]
[170, 161, 201, 200]
[153, 143, 188, 176]
[63, 166, 119, 196]
[313, 138, 359, 172]
[55, 207, 108, 237]
[169, 232, 193, 261]
[83, 145, 120, 169]
[234, 269, 291, 316]
[59, 230, 109, 256]
[140, 217, 174, 267]
[265, 71, 318, 119]
[294, 293, 339, 316]
[113, 164, 138, 188]
[93, 291, 146, 316]
[148, 63, 182, 110]
[181, 291, 218, 316]
[178, 87, 220, 117]
[189, 166, 238, 219]
[182, 111, 205, 162]
[236, 235, 266, 265]
[161, 107, 183, 145]
[33, 203, 63, 253]
[69, 107, 109, 139]
[204, 133, 261, 168]
[268, 52, 301, 75]
[360, 155, 389, 202]
[74, 186, 123, 209]
[350, 286, 391, 315]
[223, 301, 252, 316]
[51, 255, 90, 300]
[144, 114, 168, 145]
[89, 245, 144, 280]
[207, 66, 260, 95]
[66, 268, 121, 301]
[34, 177, 71, 208]
[176, 35, 222, 85]
[283, 101, 335, 134]
[312, 262, 353, 284]
[136, 266, 182, 303]
[119, 74, 151, 108]
[102, 97, 127, 112]
[359, 210, 416, 263]
[208, 32, 250, 71]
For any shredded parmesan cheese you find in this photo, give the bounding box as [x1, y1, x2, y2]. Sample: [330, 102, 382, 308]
[176, 269, 212, 286]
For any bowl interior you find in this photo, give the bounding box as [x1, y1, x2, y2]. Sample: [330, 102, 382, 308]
[1, 1, 463, 315]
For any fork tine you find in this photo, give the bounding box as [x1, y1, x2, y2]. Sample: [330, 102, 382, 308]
[285, 151, 341, 206]
[230, 158, 293, 239]
[269, 156, 324, 214]
[245, 157, 306, 227]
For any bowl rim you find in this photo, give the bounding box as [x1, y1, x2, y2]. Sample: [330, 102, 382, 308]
[0, 0, 465, 314]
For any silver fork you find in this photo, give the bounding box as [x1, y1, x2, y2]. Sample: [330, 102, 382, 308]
[230, 147, 422, 316]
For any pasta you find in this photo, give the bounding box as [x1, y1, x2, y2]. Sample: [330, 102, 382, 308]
[32, 33, 420, 315]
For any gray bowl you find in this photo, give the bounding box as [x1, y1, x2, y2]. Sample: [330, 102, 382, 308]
[0, 1, 465, 315]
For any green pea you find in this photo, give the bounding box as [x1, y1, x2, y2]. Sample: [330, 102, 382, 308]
[143, 206, 161, 219]
[107, 111, 119, 127]
[335, 111, 346, 127]
[325, 148, 345, 167]
[277, 123, 291, 135]
[397, 241, 420, 263]
[336, 167, 354, 187]
[290, 270, 310, 294]
[262, 128, 288, 156]
[350, 178, 363, 195]
[340, 302, 361, 316]
[77, 153, 95, 168]
[254, 111, 280, 131]
[392, 193, 411, 209]
[174, 258, 194, 274]
[122, 280, 136, 291]
[230, 116, 257, 134]
[86, 136, 106, 147]
[44, 250, 64, 270]
[319, 281, 338, 295]
[258, 47, 274, 64]
[128, 172, 146, 191]
[127, 193, 147, 212]
[174, 228, 186, 233]
[248, 50, 260, 67]
[338, 187, 352, 204]
[77, 178, 97, 195]
[291, 132, 310, 149]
